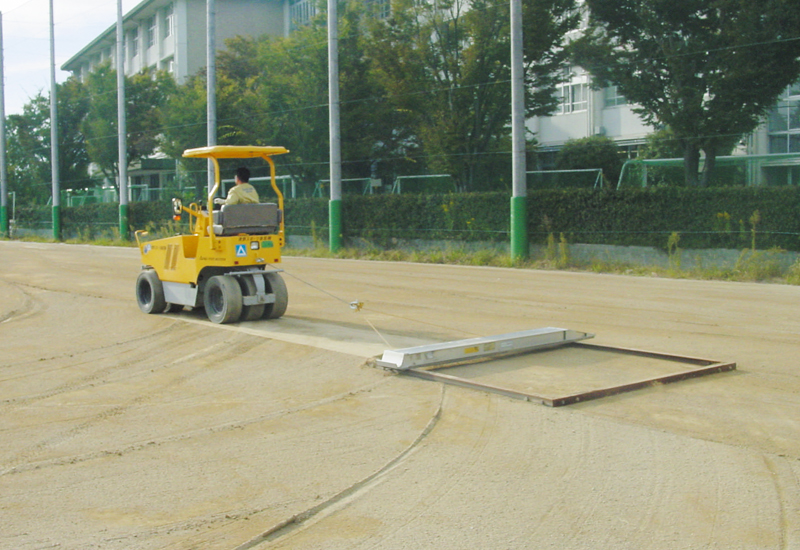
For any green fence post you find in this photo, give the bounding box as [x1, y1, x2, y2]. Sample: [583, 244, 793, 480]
[52, 204, 61, 241]
[0, 205, 7, 237]
[119, 203, 129, 240]
[329, 198, 342, 252]
[510, 195, 528, 260]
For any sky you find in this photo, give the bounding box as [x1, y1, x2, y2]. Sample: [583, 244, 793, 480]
[0, 0, 140, 116]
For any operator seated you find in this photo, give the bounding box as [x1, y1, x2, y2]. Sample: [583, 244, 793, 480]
[210, 168, 279, 235]
[213, 166, 258, 206]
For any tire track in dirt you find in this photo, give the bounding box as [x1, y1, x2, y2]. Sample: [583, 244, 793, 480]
[0, 281, 44, 325]
[520, 413, 595, 545]
[0, 372, 392, 479]
[0, 323, 189, 399]
[247, 387, 503, 550]
[762, 454, 800, 550]
[705, 442, 723, 548]
[17, 376, 404, 550]
[0, 335, 266, 475]
[355, 389, 500, 550]
[233, 385, 447, 550]
[8, 279, 131, 302]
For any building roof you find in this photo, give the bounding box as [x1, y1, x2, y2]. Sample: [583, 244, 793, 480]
[61, 0, 170, 72]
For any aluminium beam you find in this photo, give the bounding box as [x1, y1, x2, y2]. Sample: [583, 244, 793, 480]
[376, 327, 594, 370]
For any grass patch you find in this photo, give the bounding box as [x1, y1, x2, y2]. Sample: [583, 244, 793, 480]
[6, 231, 800, 286]
[284, 242, 800, 285]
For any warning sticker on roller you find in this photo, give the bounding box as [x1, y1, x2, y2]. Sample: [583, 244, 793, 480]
[235, 244, 247, 257]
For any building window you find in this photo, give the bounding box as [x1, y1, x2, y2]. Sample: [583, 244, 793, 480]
[604, 85, 627, 107]
[557, 82, 588, 114]
[555, 69, 589, 114]
[147, 16, 157, 49]
[768, 83, 800, 154]
[290, 0, 315, 30]
[365, 0, 390, 19]
[164, 4, 174, 39]
[129, 28, 139, 59]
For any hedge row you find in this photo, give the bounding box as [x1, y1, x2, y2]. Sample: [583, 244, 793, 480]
[288, 186, 800, 251]
[13, 186, 800, 251]
[14, 201, 173, 239]
[525, 187, 800, 250]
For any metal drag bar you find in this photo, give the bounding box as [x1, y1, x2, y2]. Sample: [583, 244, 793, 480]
[377, 333, 736, 407]
[404, 344, 736, 407]
[376, 327, 594, 370]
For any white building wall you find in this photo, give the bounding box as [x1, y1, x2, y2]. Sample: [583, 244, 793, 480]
[183, 0, 207, 80]
[598, 104, 652, 144]
[63, 0, 288, 85]
[217, 0, 285, 42]
[174, 0, 190, 81]
[533, 68, 655, 152]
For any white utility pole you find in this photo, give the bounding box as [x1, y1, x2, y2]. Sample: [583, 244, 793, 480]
[510, 0, 528, 259]
[328, 0, 342, 251]
[0, 11, 8, 237]
[49, 0, 60, 240]
[117, 0, 129, 236]
[207, 0, 217, 196]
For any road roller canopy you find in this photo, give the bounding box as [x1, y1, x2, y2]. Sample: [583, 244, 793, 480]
[182, 145, 290, 159]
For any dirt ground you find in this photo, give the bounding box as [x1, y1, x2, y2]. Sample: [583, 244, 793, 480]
[1, 240, 799, 550]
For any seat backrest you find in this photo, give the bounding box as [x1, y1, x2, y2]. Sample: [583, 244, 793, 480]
[213, 203, 281, 236]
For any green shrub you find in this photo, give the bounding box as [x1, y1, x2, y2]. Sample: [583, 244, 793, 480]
[12, 186, 800, 252]
[285, 187, 800, 252]
[556, 136, 623, 186]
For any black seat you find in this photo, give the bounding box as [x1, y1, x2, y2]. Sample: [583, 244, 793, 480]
[212, 203, 281, 235]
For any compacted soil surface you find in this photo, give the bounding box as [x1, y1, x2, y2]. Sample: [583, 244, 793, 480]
[1, 240, 799, 549]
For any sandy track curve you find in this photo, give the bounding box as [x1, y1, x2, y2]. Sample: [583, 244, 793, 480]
[1, 241, 799, 549]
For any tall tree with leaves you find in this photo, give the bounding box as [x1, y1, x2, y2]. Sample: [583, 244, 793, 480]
[218, 27, 331, 187]
[162, 2, 401, 191]
[572, 0, 800, 186]
[82, 63, 176, 186]
[6, 78, 90, 205]
[368, 0, 579, 190]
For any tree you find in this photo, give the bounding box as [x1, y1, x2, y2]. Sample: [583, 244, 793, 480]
[83, 63, 176, 186]
[6, 78, 91, 205]
[158, 74, 207, 159]
[572, 0, 800, 186]
[217, 27, 331, 188]
[638, 128, 685, 161]
[555, 135, 622, 185]
[162, 1, 402, 192]
[6, 96, 52, 205]
[369, 0, 579, 191]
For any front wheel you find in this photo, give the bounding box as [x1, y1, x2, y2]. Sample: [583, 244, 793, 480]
[204, 275, 243, 324]
[136, 270, 166, 314]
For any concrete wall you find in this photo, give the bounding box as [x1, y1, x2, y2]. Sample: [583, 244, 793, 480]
[535, 97, 654, 148]
[286, 235, 800, 272]
[217, 0, 285, 43]
[64, 0, 287, 84]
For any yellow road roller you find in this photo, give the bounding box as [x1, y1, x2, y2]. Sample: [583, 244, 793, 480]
[135, 145, 290, 324]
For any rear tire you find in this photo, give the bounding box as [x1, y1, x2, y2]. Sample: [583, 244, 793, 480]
[262, 272, 288, 319]
[204, 275, 243, 324]
[238, 274, 266, 321]
[136, 270, 167, 314]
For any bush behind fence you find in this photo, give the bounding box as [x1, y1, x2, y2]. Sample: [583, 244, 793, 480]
[12, 187, 800, 251]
